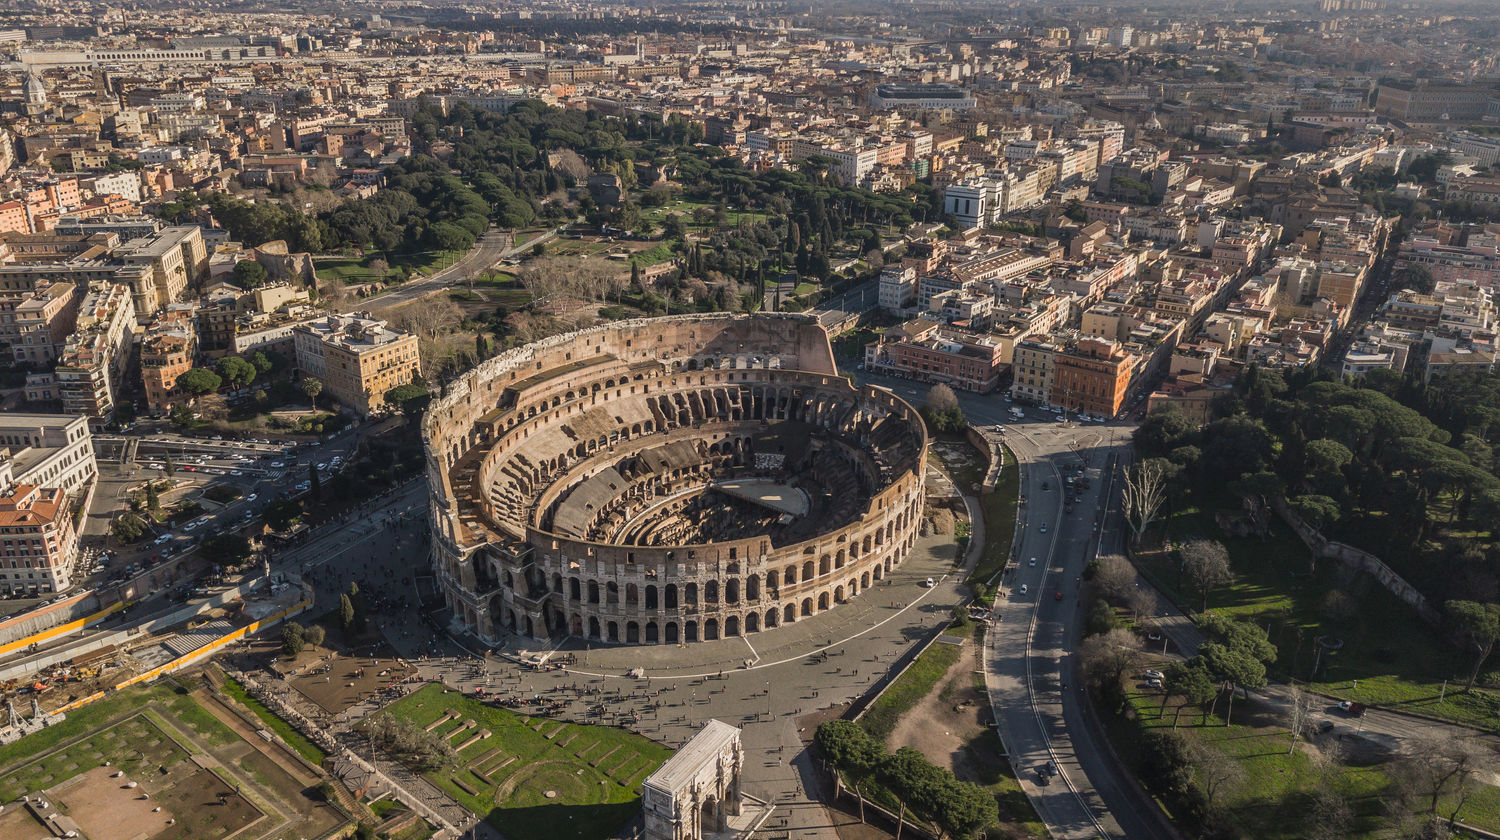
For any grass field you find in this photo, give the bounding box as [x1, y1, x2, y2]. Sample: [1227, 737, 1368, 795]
[0, 679, 345, 840]
[315, 249, 466, 284]
[222, 675, 327, 765]
[382, 683, 671, 840]
[628, 242, 676, 267]
[1111, 681, 1500, 838]
[640, 199, 769, 229]
[860, 642, 963, 742]
[1133, 505, 1500, 729]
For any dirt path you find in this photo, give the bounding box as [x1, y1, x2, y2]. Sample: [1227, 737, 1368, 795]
[887, 640, 988, 771]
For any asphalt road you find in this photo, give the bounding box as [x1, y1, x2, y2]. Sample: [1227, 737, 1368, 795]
[367, 226, 558, 309]
[851, 370, 1157, 840]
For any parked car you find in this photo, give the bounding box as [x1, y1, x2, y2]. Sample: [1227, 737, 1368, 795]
[1019, 584, 1029, 596]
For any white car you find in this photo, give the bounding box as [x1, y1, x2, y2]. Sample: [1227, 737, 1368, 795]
[1145, 669, 1164, 681]
[154, 533, 173, 544]
[270, 461, 286, 468]
[1039, 523, 1048, 533]
[923, 577, 935, 588]
[1029, 557, 1037, 567]
[146, 463, 163, 470]
[1019, 584, 1029, 596]
[231, 470, 244, 476]
[247, 493, 258, 502]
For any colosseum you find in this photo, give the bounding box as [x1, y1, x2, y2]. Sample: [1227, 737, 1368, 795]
[421, 313, 928, 646]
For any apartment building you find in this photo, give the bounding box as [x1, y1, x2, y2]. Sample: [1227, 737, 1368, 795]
[293, 312, 420, 416]
[140, 306, 199, 413]
[55, 281, 135, 425]
[1010, 337, 1059, 405]
[1053, 336, 1136, 418]
[116, 225, 208, 316]
[863, 320, 1006, 393]
[0, 413, 95, 595]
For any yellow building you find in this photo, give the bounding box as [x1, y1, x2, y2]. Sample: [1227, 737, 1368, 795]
[293, 313, 420, 416]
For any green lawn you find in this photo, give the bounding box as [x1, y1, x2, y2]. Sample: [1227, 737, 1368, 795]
[860, 642, 963, 742]
[640, 199, 769, 229]
[316, 249, 467, 284]
[222, 675, 327, 765]
[629, 242, 676, 267]
[1134, 506, 1500, 730]
[1114, 683, 1500, 838]
[382, 683, 671, 840]
[0, 681, 245, 800]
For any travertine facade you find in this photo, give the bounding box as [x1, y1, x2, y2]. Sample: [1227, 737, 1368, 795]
[422, 313, 928, 645]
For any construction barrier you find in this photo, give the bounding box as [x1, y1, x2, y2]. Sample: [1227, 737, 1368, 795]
[0, 600, 124, 658]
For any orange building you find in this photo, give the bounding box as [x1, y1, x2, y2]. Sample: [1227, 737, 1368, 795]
[140, 309, 199, 413]
[1053, 336, 1135, 418]
[0, 483, 78, 595]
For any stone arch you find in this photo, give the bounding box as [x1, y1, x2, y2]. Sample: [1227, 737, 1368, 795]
[801, 598, 813, 617]
[802, 560, 814, 580]
[705, 580, 719, 604]
[626, 621, 640, 643]
[784, 603, 796, 623]
[819, 554, 831, 576]
[834, 585, 845, 603]
[608, 621, 619, 643]
[745, 575, 759, 601]
[646, 584, 659, 610]
[588, 616, 601, 639]
[705, 618, 719, 640]
[646, 621, 659, 643]
[686, 620, 699, 642]
[766, 608, 779, 628]
[725, 578, 740, 604]
[745, 612, 759, 633]
[666, 583, 679, 609]
[588, 580, 600, 604]
[818, 591, 830, 610]
[686, 582, 699, 604]
[666, 621, 679, 643]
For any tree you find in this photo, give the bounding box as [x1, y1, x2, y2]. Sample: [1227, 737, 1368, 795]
[1190, 741, 1246, 808]
[301, 376, 323, 410]
[232, 259, 269, 289]
[250, 350, 276, 376]
[1284, 682, 1315, 755]
[1179, 539, 1233, 612]
[216, 355, 257, 389]
[1446, 600, 1500, 692]
[1164, 660, 1217, 727]
[921, 384, 966, 434]
[202, 534, 251, 567]
[1393, 735, 1488, 821]
[263, 497, 302, 531]
[144, 480, 160, 512]
[281, 621, 306, 656]
[386, 382, 431, 418]
[303, 624, 326, 647]
[339, 593, 356, 634]
[1122, 459, 1169, 543]
[815, 721, 882, 779]
[112, 512, 146, 543]
[308, 462, 322, 499]
[1091, 555, 1136, 603]
[163, 452, 175, 477]
[1079, 627, 1142, 696]
[177, 367, 222, 396]
[1198, 614, 1278, 725]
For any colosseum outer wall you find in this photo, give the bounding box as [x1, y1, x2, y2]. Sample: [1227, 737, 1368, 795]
[421, 313, 929, 645]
